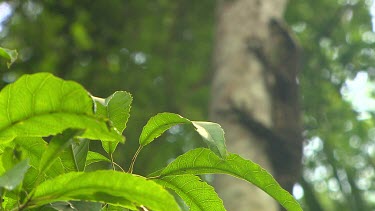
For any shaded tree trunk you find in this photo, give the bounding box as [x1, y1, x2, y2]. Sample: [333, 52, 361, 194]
[210, 0, 302, 210]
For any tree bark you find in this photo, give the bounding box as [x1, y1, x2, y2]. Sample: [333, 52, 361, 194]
[210, 0, 302, 210]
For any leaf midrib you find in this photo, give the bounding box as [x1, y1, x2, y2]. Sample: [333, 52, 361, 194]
[31, 182, 167, 208]
[159, 161, 299, 210]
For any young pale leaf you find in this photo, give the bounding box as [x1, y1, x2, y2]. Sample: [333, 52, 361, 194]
[0, 47, 18, 68]
[155, 148, 302, 211]
[39, 129, 83, 175]
[85, 151, 111, 166]
[154, 174, 225, 211]
[139, 112, 190, 146]
[0, 159, 29, 190]
[0, 73, 124, 143]
[30, 170, 180, 211]
[95, 91, 132, 154]
[192, 121, 227, 158]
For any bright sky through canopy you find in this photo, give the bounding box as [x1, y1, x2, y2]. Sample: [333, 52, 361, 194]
[0, 2, 11, 32]
[341, 71, 375, 120]
[0, 3, 11, 22]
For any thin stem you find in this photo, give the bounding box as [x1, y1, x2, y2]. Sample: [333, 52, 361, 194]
[14, 191, 34, 211]
[110, 153, 116, 171]
[128, 145, 143, 173]
[109, 153, 125, 172]
[146, 175, 161, 180]
[113, 161, 125, 172]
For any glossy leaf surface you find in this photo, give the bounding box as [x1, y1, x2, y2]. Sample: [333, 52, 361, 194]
[156, 148, 302, 211]
[192, 121, 227, 158]
[14, 137, 64, 179]
[94, 91, 132, 154]
[0, 73, 123, 143]
[39, 129, 83, 175]
[31, 170, 180, 211]
[154, 174, 225, 211]
[85, 151, 111, 166]
[139, 112, 190, 146]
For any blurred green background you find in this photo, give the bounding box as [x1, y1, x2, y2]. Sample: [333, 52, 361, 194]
[2, 0, 375, 210]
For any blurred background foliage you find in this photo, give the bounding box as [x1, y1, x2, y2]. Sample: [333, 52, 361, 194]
[1, 0, 375, 210]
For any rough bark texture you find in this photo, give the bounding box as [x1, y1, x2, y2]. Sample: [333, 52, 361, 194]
[210, 0, 302, 210]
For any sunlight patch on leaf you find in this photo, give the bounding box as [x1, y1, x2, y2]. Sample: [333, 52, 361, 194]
[0, 73, 123, 143]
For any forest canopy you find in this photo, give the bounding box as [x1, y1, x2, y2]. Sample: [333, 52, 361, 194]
[1, 0, 375, 210]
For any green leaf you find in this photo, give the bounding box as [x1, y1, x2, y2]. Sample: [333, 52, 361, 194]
[22, 166, 39, 190]
[138, 113, 228, 158]
[0, 159, 30, 190]
[139, 112, 190, 146]
[13, 137, 65, 189]
[106, 91, 132, 133]
[71, 139, 90, 171]
[0, 73, 124, 143]
[59, 138, 90, 172]
[94, 91, 132, 154]
[102, 137, 119, 156]
[85, 151, 111, 166]
[39, 129, 83, 175]
[0, 47, 18, 68]
[192, 121, 228, 158]
[48, 201, 102, 211]
[59, 151, 77, 173]
[101, 205, 130, 211]
[155, 148, 302, 211]
[48, 201, 78, 211]
[2, 194, 18, 210]
[4, 138, 64, 190]
[14, 137, 64, 178]
[71, 22, 93, 50]
[70, 201, 102, 211]
[30, 170, 180, 211]
[154, 174, 225, 211]
[1, 146, 23, 171]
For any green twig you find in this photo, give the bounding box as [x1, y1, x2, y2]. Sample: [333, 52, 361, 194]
[14, 191, 34, 211]
[128, 146, 143, 173]
[113, 161, 125, 172]
[110, 153, 116, 171]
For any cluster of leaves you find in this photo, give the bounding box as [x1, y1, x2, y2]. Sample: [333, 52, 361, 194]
[0, 1, 215, 175]
[0, 72, 302, 210]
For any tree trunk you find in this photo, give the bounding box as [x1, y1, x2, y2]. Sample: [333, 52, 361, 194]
[210, 0, 302, 210]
